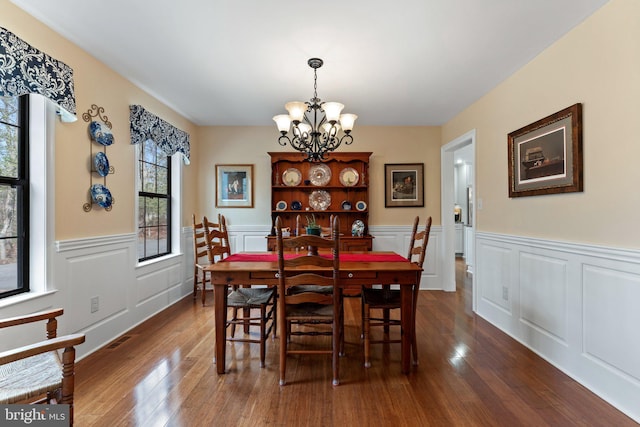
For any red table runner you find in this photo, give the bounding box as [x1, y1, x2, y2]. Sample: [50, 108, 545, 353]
[223, 253, 407, 263]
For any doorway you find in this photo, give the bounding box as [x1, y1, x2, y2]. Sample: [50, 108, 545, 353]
[440, 130, 476, 309]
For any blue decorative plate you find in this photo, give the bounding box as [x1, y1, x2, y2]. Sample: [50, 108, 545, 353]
[355, 200, 367, 211]
[351, 219, 365, 237]
[341, 200, 352, 210]
[275, 200, 287, 211]
[89, 121, 114, 146]
[90, 184, 113, 208]
[291, 200, 302, 210]
[94, 152, 110, 177]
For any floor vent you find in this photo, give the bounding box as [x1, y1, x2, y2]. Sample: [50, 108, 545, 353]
[107, 335, 132, 349]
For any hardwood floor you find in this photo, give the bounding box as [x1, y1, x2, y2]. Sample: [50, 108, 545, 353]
[74, 260, 636, 426]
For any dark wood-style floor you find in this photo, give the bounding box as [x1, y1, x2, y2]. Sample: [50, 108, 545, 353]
[74, 260, 636, 426]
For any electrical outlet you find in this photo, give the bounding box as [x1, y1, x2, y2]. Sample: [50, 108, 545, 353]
[91, 296, 99, 313]
[502, 286, 509, 300]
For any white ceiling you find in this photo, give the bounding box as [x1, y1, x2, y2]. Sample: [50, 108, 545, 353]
[10, 0, 608, 127]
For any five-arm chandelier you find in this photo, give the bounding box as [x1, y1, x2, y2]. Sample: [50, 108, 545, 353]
[273, 58, 357, 162]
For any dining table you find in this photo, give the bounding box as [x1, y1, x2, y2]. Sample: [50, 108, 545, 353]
[205, 251, 422, 375]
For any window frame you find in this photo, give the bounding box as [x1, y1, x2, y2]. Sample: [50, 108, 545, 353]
[0, 95, 29, 299]
[136, 140, 172, 262]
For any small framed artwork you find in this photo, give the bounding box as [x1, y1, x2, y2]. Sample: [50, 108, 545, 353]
[384, 163, 424, 207]
[508, 103, 583, 197]
[215, 164, 254, 208]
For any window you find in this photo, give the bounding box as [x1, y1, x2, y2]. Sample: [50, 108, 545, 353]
[137, 139, 171, 261]
[0, 96, 29, 299]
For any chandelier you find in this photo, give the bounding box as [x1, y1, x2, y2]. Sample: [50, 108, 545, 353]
[273, 58, 357, 162]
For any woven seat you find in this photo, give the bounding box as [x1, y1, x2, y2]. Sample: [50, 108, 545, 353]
[0, 309, 85, 425]
[0, 352, 62, 403]
[204, 214, 276, 367]
[362, 216, 431, 368]
[228, 288, 276, 306]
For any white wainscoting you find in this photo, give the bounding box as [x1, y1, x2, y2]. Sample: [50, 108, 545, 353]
[475, 232, 640, 423]
[53, 228, 193, 359]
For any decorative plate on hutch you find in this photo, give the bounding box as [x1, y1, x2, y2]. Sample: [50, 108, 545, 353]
[275, 200, 287, 211]
[309, 164, 331, 186]
[282, 168, 302, 186]
[355, 200, 367, 211]
[339, 167, 359, 186]
[309, 190, 331, 211]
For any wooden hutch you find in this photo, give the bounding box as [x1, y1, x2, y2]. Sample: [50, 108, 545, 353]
[267, 151, 373, 251]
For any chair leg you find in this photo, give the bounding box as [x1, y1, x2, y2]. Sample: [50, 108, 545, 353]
[193, 266, 199, 298]
[260, 304, 266, 368]
[363, 301, 371, 368]
[279, 305, 287, 386]
[201, 270, 207, 306]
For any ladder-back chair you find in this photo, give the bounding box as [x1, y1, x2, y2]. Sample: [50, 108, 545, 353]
[361, 216, 432, 367]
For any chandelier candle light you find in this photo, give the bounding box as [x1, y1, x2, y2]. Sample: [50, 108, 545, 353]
[273, 58, 357, 162]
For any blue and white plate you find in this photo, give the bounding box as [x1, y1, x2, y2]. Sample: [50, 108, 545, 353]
[275, 200, 287, 211]
[341, 200, 352, 210]
[90, 184, 113, 209]
[355, 200, 367, 211]
[351, 219, 365, 237]
[89, 121, 114, 146]
[94, 152, 110, 177]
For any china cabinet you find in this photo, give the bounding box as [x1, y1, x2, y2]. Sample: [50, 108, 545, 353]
[267, 152, 373, 251]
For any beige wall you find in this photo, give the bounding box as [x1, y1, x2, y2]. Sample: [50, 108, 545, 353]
[195, 126, 442, 228]
[442, 0, 640, 249]
[1, 0, 199, 240]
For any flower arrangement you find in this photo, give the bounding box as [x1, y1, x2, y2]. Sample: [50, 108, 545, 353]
[305, 214, 321, 235]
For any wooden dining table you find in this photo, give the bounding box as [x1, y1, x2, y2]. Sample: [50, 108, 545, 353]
[205, 251, 422, 375]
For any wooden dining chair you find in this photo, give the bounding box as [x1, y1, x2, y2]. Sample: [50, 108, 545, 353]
[361, 216, 432, 368]
[275, 215, 341, 386]
[192, 213, 222, 305]
[204, 214, 277, 367]
[0, 309, 85, 426]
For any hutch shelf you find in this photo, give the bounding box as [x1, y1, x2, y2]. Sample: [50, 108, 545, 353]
[267, 151, 373, 252]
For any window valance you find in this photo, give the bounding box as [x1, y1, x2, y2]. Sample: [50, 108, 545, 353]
[0, 26, 77, 122]
[129, 105, 190, 164]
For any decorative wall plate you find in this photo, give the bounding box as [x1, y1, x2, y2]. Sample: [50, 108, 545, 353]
[90, 184, 113, 209]
[355, 200, 367, 211]
[309, 190, 331, 211]
[339, 167, 359, 186]
[282, 168, 302, 186]
[275, 200, 287, 211]
[291, 200, 302, 210]
[94, 152, 110, 177]
[309, 164, 331, 186]
[341, 200, 352, 210]
[89, 121, 114, 146]
[352, 219, 365, 237]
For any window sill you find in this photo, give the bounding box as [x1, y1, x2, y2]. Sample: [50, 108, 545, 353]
[0, 289, 58, 309]
[136, 252, 182, 269]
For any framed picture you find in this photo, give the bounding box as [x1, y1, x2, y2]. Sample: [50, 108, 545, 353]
[215, 164, 254, 208]
[384, 163, 424, 207]
[508, 103, 583, 197]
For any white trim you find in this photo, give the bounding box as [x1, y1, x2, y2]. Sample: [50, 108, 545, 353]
[441, 129, 476, 295]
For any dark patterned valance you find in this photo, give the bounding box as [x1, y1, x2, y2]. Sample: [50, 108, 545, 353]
[129, 105, 190, 164]
[0, 27, 77, 122]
